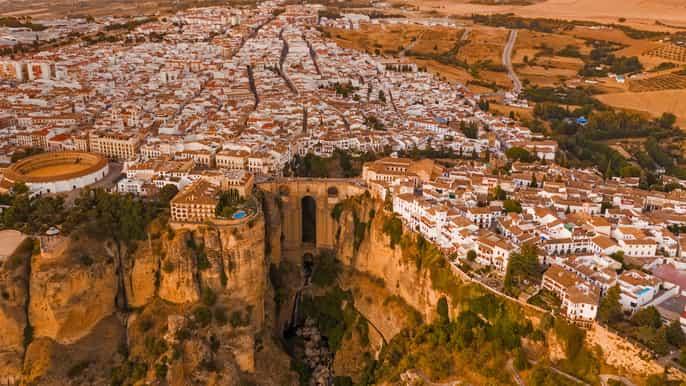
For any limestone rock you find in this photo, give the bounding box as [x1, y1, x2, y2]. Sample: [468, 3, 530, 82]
[159, 230, 199, 304]
[29, 249, 117, 344]
[22, 315, 124, 385]
[125, 241, 158, 308]
[0, 262, 29, 384]
[337, 201, 443, 326]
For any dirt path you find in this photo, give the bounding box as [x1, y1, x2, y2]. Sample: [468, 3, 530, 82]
[399, 30, 426, 57]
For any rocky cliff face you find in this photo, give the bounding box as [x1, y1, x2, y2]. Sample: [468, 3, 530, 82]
[0, 239, 31, 385]
[157, 230, 201, 304]
[29, 237, 117, 344]
[3, 209, 295, 385]
[330, 194, 675, 383]
[335, 198, 446, 331]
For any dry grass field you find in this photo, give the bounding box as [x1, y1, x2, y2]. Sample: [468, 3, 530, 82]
[510, 29, 588, 86]
[459, 26, 508, 64]
[0, 0, 232, 19]
[328, 23, 512, 90]
[410, 26, 463, 54]
[326, 24, 461, 56]
[567, 26, 645, 46]
[401, 0, 686, 31]
[596, 89, 686, 127]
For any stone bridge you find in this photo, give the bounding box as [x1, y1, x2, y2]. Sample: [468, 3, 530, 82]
[258, 178, 368, 255]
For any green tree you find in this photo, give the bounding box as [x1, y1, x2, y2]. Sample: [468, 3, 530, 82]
[632, 306, 662, 329]
[619, 165, 641, 178]
[506, 147, 534, 162]
[514, 347, 530, 370]
[158, 184, 179, 205]
[478, 99, 490, 112]
[383, 189, 393, 211]
[666, 319, 685, 347]
[467, 249, 477, 262]
[658, 112, 676, 129]
[597, 285, 623, 324]
[503, 199, 522, 213]
[12, 182, 29, 195]
[382, 215, 403, 248]
[493, 185, 507, 200]
[646, 373, 668, 386]
[437, 296, 449, 324]
[460, 121, 479, 139]
[504, 243, 542, 295]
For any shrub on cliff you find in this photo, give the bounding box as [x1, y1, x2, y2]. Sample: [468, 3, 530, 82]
[437, 297, 449, 324]
[382, 215, 403, 248]
[201, 287, 216, 306]
[553, 318, 599, 383]
[193, 306, 212, 327]
[299, 287, 360, 353]
[312, 251, 340, 287]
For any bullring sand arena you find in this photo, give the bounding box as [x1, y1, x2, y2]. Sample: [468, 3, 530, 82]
[2, 151, 109, 194]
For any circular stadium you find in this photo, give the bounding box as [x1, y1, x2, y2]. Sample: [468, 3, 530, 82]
[3, 151, 109, 194]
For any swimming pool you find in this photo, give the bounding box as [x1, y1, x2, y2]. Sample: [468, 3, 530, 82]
[637, 287, 651, 296]
[232, 210, 248, 220]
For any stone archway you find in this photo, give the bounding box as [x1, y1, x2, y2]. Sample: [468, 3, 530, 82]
[301, 195, 316, 244]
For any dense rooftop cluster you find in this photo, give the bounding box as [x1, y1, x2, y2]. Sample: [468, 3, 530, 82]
[364, 154, 686, 328]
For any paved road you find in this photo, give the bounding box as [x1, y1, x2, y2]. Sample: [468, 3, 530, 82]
[460, 28, 470, 42]
[507, 359, 525, 386]
[600, 374, 636, 386]
[402, 369, 461, 386]
[63, 162, 123, 205]
[548, 365, 589, 385]
[502, 29, 522, 95]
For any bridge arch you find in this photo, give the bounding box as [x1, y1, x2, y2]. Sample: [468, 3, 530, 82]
[301, 195, 317, 244]
[258, 179, 367, 255]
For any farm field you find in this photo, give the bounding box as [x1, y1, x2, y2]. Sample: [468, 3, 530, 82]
[401, 0, 686, 31]
[327, 23, 512, 91]
[629, 73, 686, 92]
[596, 89, 686, 127]
[510, 29, 588, 87]
[325, 24, 462, 57]
[0, 0, 231, 19]
[459, 26, 508, 65]
[644, 44, 686, 63]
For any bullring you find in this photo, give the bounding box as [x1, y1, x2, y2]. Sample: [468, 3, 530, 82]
[2, 151, 109, 194]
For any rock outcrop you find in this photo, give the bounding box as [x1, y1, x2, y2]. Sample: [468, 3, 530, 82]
[125, 240, 158, 308]
[1, 201, 295, 385]
[29, 236, 117, 344]
[0, 239, 30, 385]
[336, 198, 446, 327]
[158, 230, 200, 304]
[22, 315, 124, 384]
